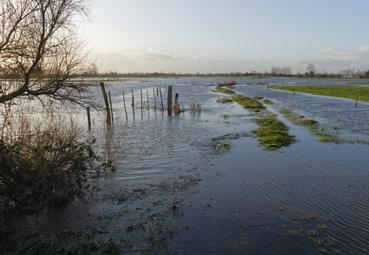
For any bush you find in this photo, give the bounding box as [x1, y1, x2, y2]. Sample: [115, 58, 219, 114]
[0, 113, 101, 215]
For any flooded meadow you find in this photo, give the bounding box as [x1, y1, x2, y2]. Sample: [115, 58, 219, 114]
[2, 77, 369, 255]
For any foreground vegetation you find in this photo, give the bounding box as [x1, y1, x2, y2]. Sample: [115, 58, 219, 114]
[272, 85, 369, 103]
[254, 115, 296, 150]
[0, 113, 106, 214]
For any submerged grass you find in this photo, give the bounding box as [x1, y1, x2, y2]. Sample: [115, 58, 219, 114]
[263, 98, 274, 105]
[215, 86, 235, 94]
[279, 108, 340, 143]
[232, 94, 265, 112]
[254, 115, 295, 150]
[272, 85, 369, 103]
[212, 141, 232, 152]
[216, 97, 233, 104]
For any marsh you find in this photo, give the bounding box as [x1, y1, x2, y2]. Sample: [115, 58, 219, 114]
[2, 76, 369, 255]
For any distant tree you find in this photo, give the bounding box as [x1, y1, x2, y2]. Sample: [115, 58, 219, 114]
[306, 63, 317, 75]
[271, 66, 291, 75]
[365, 70, 369, 77]
[83, 63, 98, 76]
[0, 0, 91, 106]
[340, 68, 356, 77]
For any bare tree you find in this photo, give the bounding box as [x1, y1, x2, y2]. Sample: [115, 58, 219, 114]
[306, 63, 317, 75]
[0, 0, 92, 106]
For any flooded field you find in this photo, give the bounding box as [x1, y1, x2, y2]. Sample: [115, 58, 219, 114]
[3, 77, 369, 254]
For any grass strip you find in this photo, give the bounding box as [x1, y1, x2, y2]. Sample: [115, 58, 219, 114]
[254, 115, 295, 150]
[279, 108, 340, 143]
[216, 97, 233, 104]
[215, 86, 235, 94]
[272, 85, 369, 103]
[232, 94, 265, 112]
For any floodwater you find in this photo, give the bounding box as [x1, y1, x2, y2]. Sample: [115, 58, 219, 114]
[2, 77, 369, 254]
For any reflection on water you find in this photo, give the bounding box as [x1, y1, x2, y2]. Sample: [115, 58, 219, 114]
[4, 77, 369, 255]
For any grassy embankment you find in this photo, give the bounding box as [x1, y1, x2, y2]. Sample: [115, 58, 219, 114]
[216, 86, 294, 150]
[272, 85, 369, 103]
[279, 108, 339, 143]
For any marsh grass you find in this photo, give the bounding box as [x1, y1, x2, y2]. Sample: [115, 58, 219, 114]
[232, 94, 265, 112]
[215, 86, 235, 94]
[254, 115, 295, 150]
[216, 97, 233, 104]
[212, 141, 232, 152]
[272, 85, 369, 103]
[263, 99, 274, 105]
[279, 108, 340, 143]
[19, 232, 121, 255]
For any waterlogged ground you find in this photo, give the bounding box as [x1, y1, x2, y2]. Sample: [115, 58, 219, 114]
[3, 77, 369, 254]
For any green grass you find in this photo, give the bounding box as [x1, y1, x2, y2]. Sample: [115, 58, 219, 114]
[254, 115, 295, 150]
[215, 86, 235, 94]
[272, 85, 369, 103]
[232, 94, 265, 112]
[308, 229, 318, 237]
[213, 141, 232, 151]
[263, 99, 274, 105]
[216, 97, 233, 104]
[279, 108, 340, 143]
[350, 82, 369, 85]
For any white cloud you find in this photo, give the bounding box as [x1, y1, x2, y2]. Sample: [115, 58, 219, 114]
[145, 48, 175, 60]
[299, 45, 369, 72]
[91, 45, 369, 73]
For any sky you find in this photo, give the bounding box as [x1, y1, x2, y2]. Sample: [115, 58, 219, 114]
[80, 0, 369, 73]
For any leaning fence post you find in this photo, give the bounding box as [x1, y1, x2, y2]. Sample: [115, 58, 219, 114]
[131, 89, 135, 119]
[146, 89, 149, 111]
[153, 87, 157, 111]
[140, 89, 143, 112]
[159, 87, 164, 112]
[86, 107, 91, 131]
[108, 91, 114, 123]
[167, 85, 173, 115]
[123, 92, 128, 120]
[100, 82, 111, 125]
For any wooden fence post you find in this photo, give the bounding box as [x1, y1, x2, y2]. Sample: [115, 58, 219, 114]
[153, 87, 157, 111]
[167, 85, 173, 115]
[159, 87, 164, 112]
[131, 89, 135, 119]
[174, 93, 180, 115]
[108, 91, 114, 123]
[146, 89, 149, 111]
[140, 89, 143, 112]
[100, 82, 111, 125]
[86, 107, 91, 131]
[123, 92, 128, 120]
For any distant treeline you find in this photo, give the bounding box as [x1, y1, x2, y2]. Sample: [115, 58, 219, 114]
[75, 71, 369, 79]
[2, 70, 369, 80]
